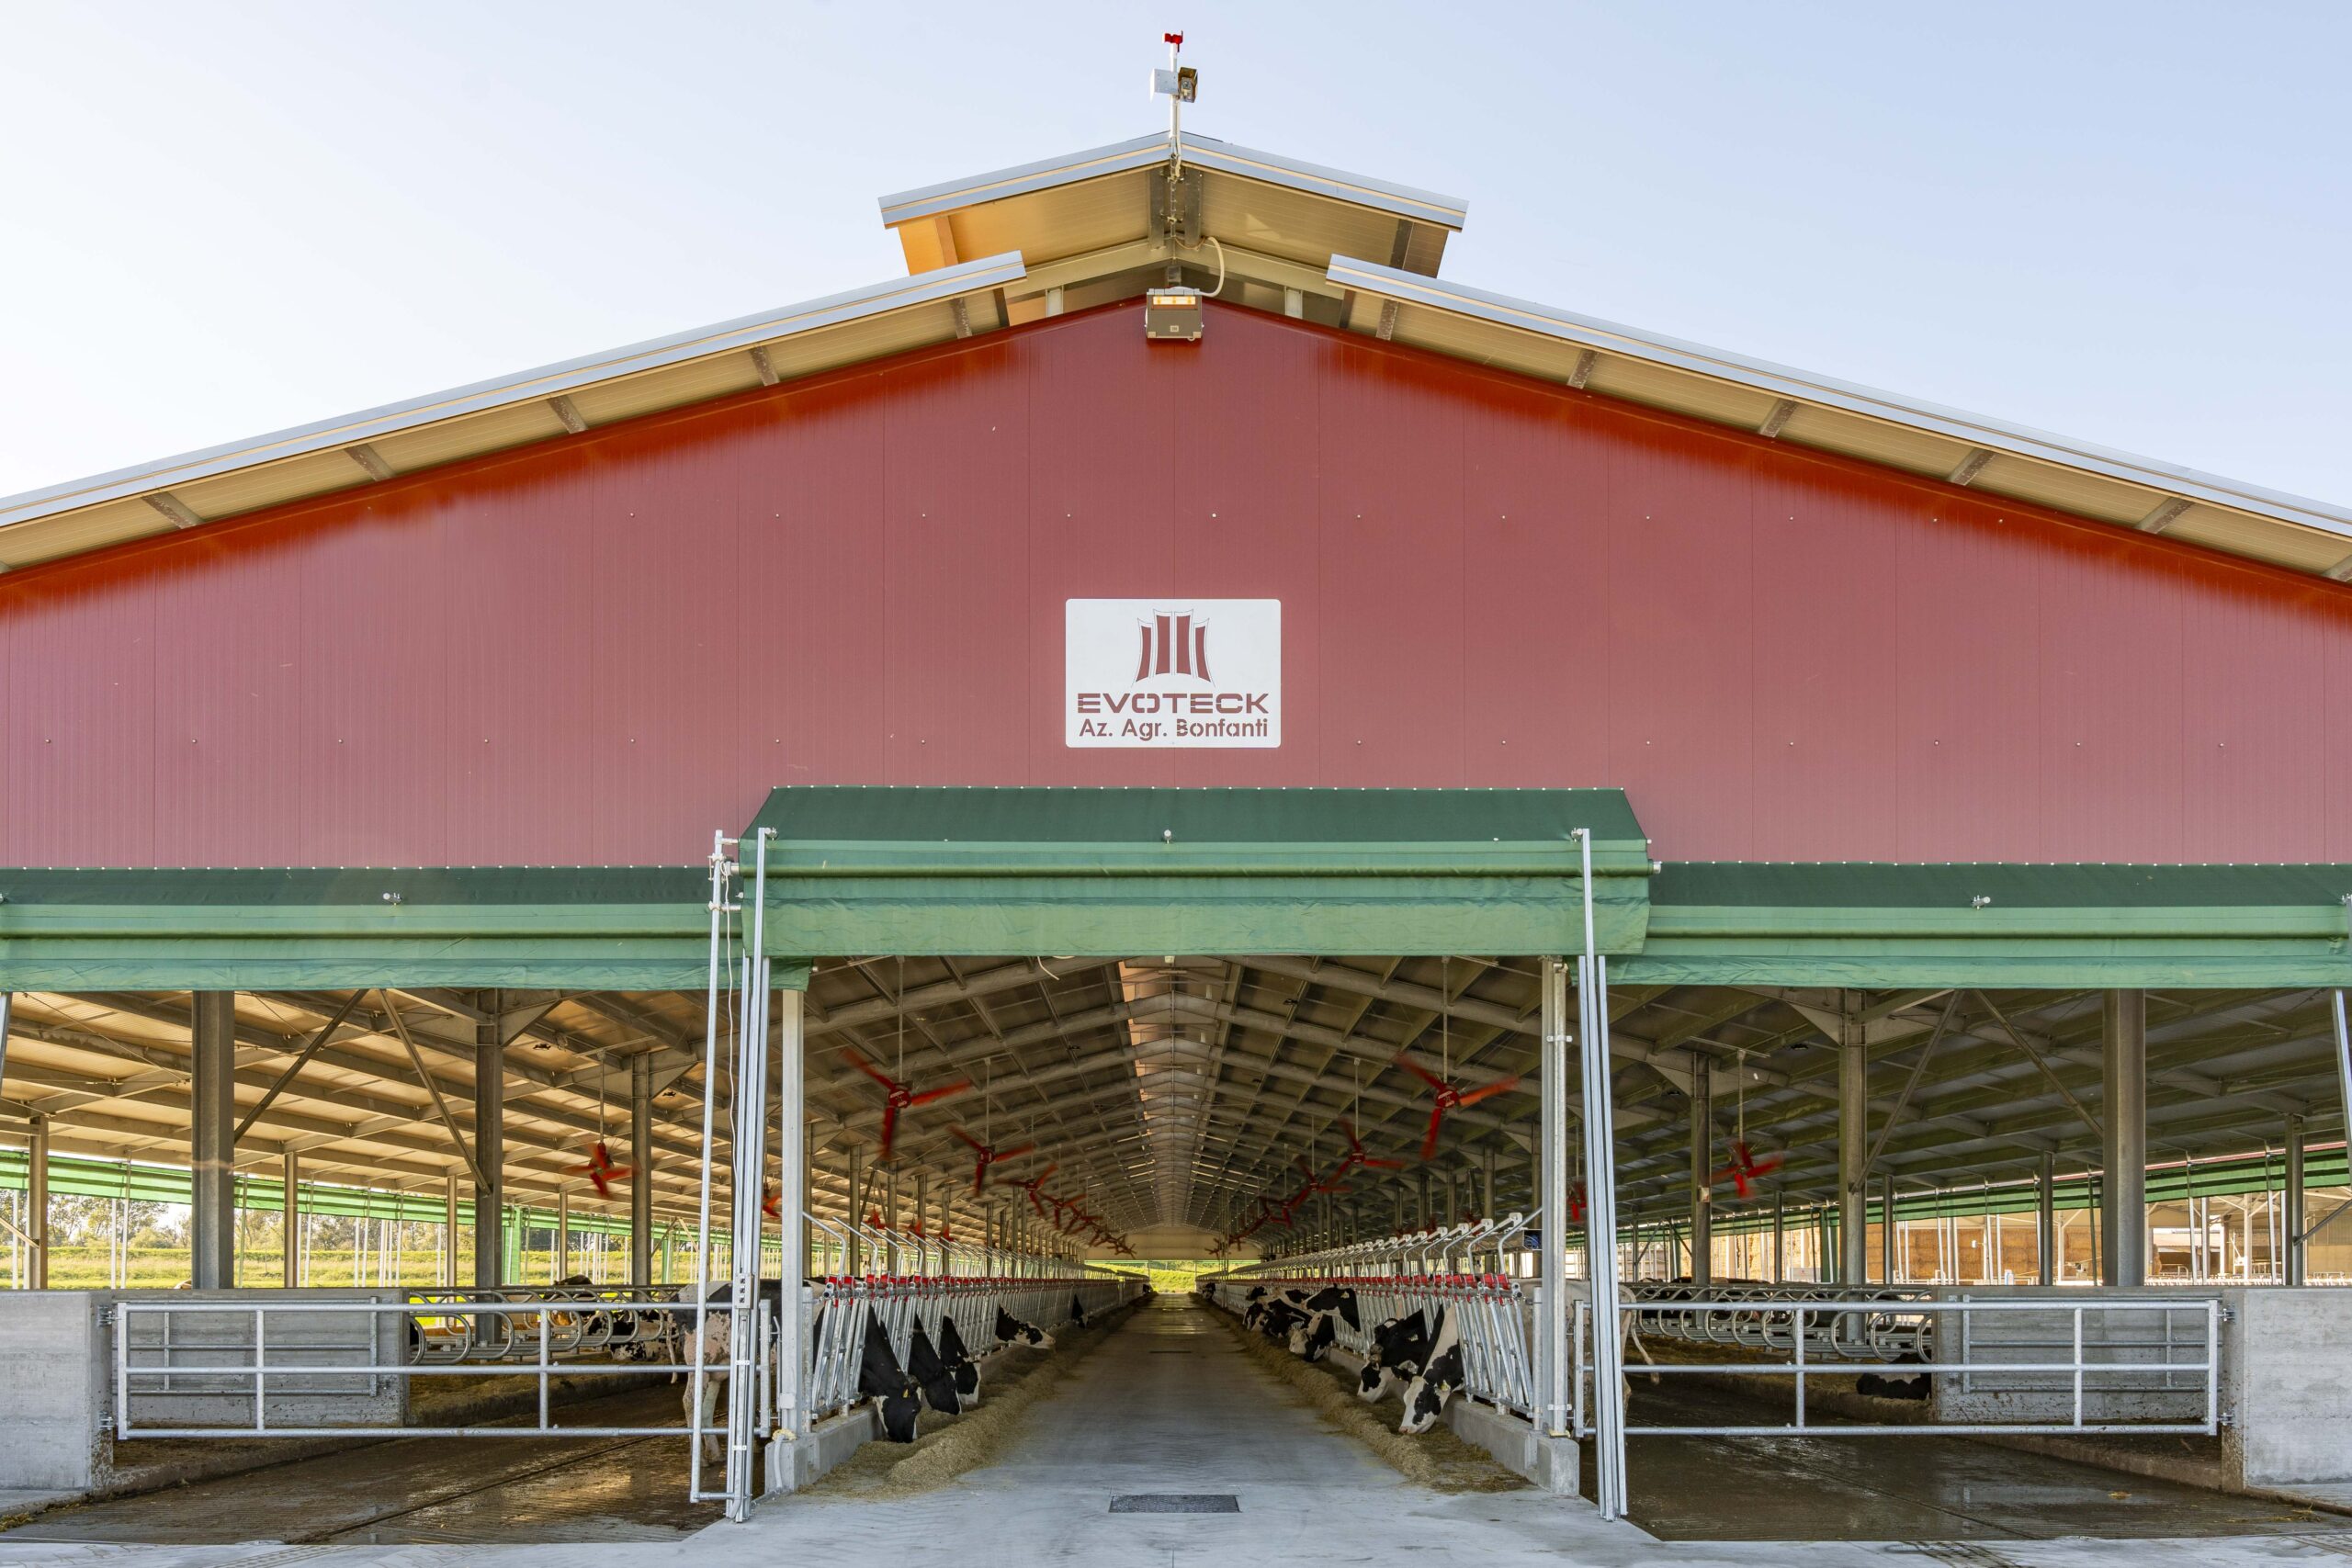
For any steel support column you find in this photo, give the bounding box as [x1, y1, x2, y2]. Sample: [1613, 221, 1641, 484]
[444, 1173, 459, 1287]
[845, 1146, 865, 1276]
[473, 1000, 505, 1288]
[1571, 827, 1628, 1517]
[1770, 1187, 1784, 1285]
[1838, 994, 1867, 1286]
[282, 1148, 300, 1286]
[28, 1111, 49, 1287]
[1688, 1052, 1712, 1287]
[189, 990, 237, 1289]
[1881, 1171, 1896, 1283]
[556, 1188, 571, 1281]
[2286, 1114, 2307, 1287]
[630, 1050, 654, 1285]
[2038, 1151, 2057, 1286]
[2101, 989, 2148, 1286]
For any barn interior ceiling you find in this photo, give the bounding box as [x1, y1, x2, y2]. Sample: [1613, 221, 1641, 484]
[5, 961, 2343, 1249]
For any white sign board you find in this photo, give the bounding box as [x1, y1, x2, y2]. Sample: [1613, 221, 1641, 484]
[1065, 598, 1281, 749]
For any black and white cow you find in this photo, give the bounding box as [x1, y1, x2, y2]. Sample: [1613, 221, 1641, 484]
[1240, 1285, 1272, 1330]
[1398, 1305, 1465, 1436]
[905, 1320, 963, 1416]
[1856, 1352, 1929, 1401]
[684, 1279, 785, 1460]
[1285, 1284, 1360, 1362]
[938, 1314, 982, 1406]
[1356, 1308, 1438, 1403]
[857, 1315, 924, 1443]
[995, 1304, 1055, 1349]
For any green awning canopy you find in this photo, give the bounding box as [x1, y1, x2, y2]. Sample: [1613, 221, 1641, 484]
[1623, 861, 2352, 987]
[0, 867, 722, 991]
[741, 785, 1654, 958]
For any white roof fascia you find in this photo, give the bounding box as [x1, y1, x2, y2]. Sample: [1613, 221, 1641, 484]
[0, 254, 1028, 532]
[881, 132, 1467, 231]
[1329, 255, 2352, 543]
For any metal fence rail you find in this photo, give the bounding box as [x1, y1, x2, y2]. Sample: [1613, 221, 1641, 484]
[114, 1294, 734, 1439]
[1577, 1292, 2222, 1438]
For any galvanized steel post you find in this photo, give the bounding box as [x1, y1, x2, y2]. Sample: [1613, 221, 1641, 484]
[282, 1148, 300, 1286]
[190, 990, 238, 1289]
[2101, 989, 2148, 1286]
[1838, 994, 1867, 1286]
[474, 996, 505, 1288]
[631, 1049, 654, 1285]
[1689, 1051, 1712, 1288]
[2286, 1113, 2307, 1287]
[2037, 1151, 2057, 1286]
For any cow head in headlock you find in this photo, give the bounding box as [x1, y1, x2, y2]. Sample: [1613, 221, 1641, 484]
[938, 1314, 982, 1406]
[857, 1315, 925, 1442]
[1397, 1305, 1465, 1436]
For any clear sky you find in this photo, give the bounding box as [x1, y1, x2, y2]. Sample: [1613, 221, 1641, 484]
[2, 1, 2345, 504]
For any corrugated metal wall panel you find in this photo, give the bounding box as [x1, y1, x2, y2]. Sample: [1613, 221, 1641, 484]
[1602, 427, 1756, 863]
[880, 341, 1035, 785]
[1457, 378, 1611, 787]
[1747, 466, 1902, 861]
[7, 568, 157, 866]
[294, 494, 449, 863]
[3, 299, 2349, 869]
[1890, 497, 2046, 859]
[153, 531, 302, 865]
[441, 465, 600, 864]
[1317, 341, 1466, 785]
[2035, 527, 2188, 860]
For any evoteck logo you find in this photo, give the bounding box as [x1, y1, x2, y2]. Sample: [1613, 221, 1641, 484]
[1067, 599, 1281, 749]
[1137, 612, 1212, 682]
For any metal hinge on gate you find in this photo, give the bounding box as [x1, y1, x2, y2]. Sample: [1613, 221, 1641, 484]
[2216, 1304, 2235, 1324]
[96, 1305, 117, 1327]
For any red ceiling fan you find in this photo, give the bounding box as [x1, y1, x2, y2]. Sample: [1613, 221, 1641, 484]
[841, 1045, 972, 1162]
[1710, 1141, 1783, 1200]
[1392, 1051, 1522, 1163]
[566, 1139, 633, 1201]
[947, 1125, 1037, 1196]
[1009, 1162, 1061, 1217]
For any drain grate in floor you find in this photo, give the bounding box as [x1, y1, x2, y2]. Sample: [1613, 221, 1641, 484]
[1109, 1495, 1239, 1514]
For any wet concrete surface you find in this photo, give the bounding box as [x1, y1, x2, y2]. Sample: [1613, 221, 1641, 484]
[1609, 1377, 2352, 1541]
[0, 1384, 718, 1546]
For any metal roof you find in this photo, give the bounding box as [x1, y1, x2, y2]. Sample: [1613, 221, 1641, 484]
[1, 127, 2345, 590]
[1328, 256, 2352, 578]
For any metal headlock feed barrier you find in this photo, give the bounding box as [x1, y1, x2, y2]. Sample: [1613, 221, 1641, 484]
[1207, 1214, 1545, 1416]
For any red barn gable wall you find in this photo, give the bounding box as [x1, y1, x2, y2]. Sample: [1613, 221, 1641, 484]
[5, 301, 2347, 868]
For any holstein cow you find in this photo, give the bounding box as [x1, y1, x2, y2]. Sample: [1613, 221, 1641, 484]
[1856, 1352, 1930, 1401]
[857, 1316, 925, 1442]
[1398, 1306, 1466, 1436]
[938, 1314, 982, 1406]
[684, 1279, 785, 1461]
[995, 1304, 1055, 1349]
[1356, 1308, 1439, 1404]
[1285, 1284, 1361, 1363]
[904, 1320, 963, 1416]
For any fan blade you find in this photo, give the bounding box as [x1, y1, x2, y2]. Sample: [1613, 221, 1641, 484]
[971, 1165, 987, 1198]
[841, 1048, 900, 1091]
[1393, 1053, 1446, 1090]
[1454, 1074, 1523, 1107]
[947, 1125, 987, 1152]
[1363, 1155, 1408, 1170]
[995, 1143, 1036, 1162]
[908, 1079, 974, 1107]
[1421, 1104, 1445, 1164]
[879, 1101, 901, 1162]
